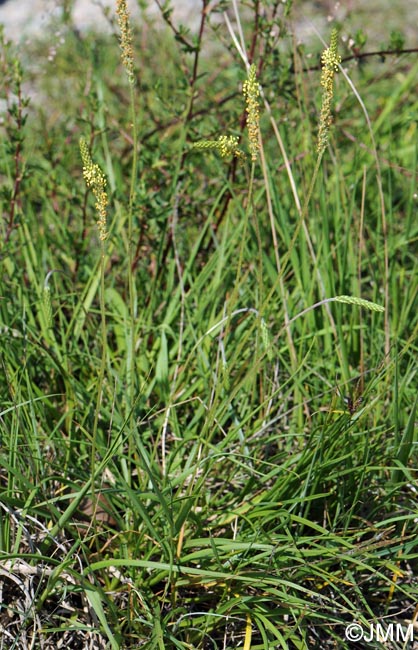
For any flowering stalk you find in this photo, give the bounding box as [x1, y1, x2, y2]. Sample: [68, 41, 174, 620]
[192, 135, 245, 160]
[79, 137, 109, 499]
[243, 64, 260, 162]
[116, 0, 135, 86]
[79, 137, 108, 242]
[191, 64, 261, 165]
[116, 1, 139, 470]
[277, 31, 343, 364]
[317, 29, 341, 155]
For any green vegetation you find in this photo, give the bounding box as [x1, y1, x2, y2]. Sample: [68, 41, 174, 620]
[0, 1, 417, 648]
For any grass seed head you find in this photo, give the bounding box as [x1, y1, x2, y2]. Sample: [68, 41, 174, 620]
[192, 135, 245, 160]
[243, 64, 260, 162]
[116, 0, 135, 85]
[317, 29, 341, 155]
[79, 137, 108, 242]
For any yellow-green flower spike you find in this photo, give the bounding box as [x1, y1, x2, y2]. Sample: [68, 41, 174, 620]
[334, 295, 385, 312]
[217, 135, 241, 158]
[192, 135, 245, 160]
[317, 29, 341, 155]
[116, 0, 135, 85]
[243, 64, 260, 162]
[79, 138, 109, 242]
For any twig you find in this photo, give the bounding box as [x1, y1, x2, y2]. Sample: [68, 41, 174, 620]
[304, 47, 418, 72]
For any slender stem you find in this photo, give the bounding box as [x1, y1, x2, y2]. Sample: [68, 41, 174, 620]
[128, 92, 138, 320]
[125, 82, 139, 483]
[90, 245, 107, 513]
[236, 163, 255, 285]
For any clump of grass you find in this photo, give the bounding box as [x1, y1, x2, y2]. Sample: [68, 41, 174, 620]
[0, 2, 416, 648]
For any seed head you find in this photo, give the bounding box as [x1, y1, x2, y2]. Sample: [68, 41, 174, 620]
[192, 135, 245, 160]
[317, 29, 341, 155]
[243, 64, 260, 162]
[116, 0, 135, 85]
[80, 137, 108, 241]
